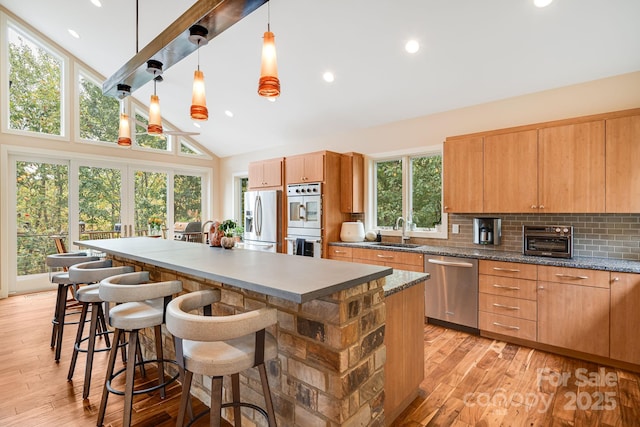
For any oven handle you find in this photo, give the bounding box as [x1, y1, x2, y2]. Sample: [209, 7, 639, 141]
[298, 204, 306, 220]
[285, 237, 321, 243]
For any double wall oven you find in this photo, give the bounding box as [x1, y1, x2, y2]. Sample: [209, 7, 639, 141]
[286, 183, 322, 258]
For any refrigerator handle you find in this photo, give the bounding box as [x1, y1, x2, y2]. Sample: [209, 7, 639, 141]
[255, 195, 262, 236]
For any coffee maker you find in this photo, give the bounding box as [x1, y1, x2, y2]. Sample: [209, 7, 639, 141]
[473, 217, 501, 245]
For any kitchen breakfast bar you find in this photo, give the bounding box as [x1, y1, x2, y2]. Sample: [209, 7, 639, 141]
[76, 237, 428, 426]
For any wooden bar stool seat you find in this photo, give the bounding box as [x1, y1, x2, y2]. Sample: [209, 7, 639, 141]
[96, 271, 183, 427]
[45, 252, 100, 362]
[166, 289, 278, 427]
[67, 260, 134, 399]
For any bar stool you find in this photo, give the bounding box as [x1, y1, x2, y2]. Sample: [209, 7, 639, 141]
[97, 271, 183, 427]
[165, 289, 278, 427]
[46, 252, 100, 362]
[67, 260, 134, 399]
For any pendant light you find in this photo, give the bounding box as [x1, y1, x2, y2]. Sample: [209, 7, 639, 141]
[189, 25, 209, 121]
[258, 0, 280, 98]
[117, 84, 132, 146]
[147, 60, 163, 135]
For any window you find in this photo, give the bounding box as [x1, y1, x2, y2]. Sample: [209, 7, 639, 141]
[174, 174, 202, 222]
[78, 71, 119, 143]
[7, 24, 64, 136]
[373, 152, 446, 238]
[179, 139, 201, 155]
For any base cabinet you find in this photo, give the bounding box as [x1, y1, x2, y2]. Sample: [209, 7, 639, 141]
[610, 272, 640, 364]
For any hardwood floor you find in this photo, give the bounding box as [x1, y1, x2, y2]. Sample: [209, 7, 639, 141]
[1, 290, 639, 426]
[392, 324, 640, 427]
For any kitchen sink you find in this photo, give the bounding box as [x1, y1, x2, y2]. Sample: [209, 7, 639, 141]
[369, 242, 423, 249]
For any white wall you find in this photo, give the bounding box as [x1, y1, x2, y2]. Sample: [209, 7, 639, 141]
[217, 71, 640, 219]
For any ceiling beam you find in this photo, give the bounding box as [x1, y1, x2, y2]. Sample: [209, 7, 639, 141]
[103, 0, 267, 98]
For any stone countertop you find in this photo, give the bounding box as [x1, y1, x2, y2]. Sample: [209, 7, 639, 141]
[75, 237, 392, 303]
[329, 241, 640, 274]
[383, 270, 429, 297]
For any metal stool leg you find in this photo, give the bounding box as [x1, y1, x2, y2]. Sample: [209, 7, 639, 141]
[153, 325, 166, 399]
[97, 328, 122, 426]
[232, 373, 241, 427]
[122, 330, 139, 427]
[210, 376, 223, 427]
[54, 285, 71, 362]
[81, 301, 101, 399]
[67, 301, 89, 380]
[259, 363, 277, 427]
[176, 369, 193, 427]
[51, 285, 65, 348]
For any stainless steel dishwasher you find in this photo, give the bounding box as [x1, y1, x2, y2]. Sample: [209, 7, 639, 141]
[424, 255, 479, 332]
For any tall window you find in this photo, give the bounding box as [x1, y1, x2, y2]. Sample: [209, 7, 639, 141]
[8, 25, 63, 136]
[174, 174, 202, 222]
[374, 153, 445, 237]
[78, 72, 119, 143]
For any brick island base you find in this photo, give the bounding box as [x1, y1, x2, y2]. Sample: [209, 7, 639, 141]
[110, 254, 387, 427]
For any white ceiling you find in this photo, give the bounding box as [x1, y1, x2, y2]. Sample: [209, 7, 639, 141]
[1, 0, 639, 157]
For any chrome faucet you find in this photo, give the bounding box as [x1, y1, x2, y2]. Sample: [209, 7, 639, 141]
[394, 217, 410, 242]
[201, 220, 215, 244]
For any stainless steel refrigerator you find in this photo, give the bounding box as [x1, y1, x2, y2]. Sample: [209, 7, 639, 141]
[243, 190, 282, 253]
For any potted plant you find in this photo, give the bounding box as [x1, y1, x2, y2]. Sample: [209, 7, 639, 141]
[219, 219, 237, 249]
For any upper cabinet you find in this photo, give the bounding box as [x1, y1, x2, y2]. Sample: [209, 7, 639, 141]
[248, 157, 283, 189]
[484, 130, 538, 213]
[443, 108, 639, 214]
[538, 121, 605, 213]
[285, 152, 325, 184]
[341, 152, 364, 213]
[443, 137, 484, 213]
[606, 115, 640, 212]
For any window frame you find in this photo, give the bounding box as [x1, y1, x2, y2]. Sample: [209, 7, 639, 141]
[2, 15, 70, 141]
[370, 149, 447, 240]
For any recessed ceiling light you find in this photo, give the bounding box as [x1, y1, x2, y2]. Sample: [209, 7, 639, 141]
[534, 0, 553, 7]
[225, 110, 234, 118]
[405, 40, 420, 54]
[68, 29, 80, 39]
[323, 71, 335, 83]
[193, 122, 201, 128]
[91, 0, 102, 7]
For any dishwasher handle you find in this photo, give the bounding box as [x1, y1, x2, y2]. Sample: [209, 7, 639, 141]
[427, 259, 475, 268]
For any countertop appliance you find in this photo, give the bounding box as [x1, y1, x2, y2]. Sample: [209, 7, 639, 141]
[425, 255, 479, 332]
[340, 222, 365, 242]
[244, 190, 282, 253]
[173, 221, 201, 242]
[286, 183, 322, 257]
[523, 225, 573, 258]
[473, 217, 501, 246]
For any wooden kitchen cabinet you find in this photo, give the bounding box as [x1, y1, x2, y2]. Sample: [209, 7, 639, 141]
[483, 130, 538, 213]
[352, 247, 424, 272]
[326, 245, 353, 262]
[478, 260, 538, 341]
[537, 265, 610, 358]
[285, 152, 325, 184]
[610, 272, 640, 364]
[340, 152, 364, 213]
[384, 280, 425, 424]
[443, 136, 484, 213]
[606, 114, 640, 212]
[538, 121, 605, 212]
[248, 157, 283, 189]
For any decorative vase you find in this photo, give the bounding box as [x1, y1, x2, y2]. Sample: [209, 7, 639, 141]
[149, 225, 162, 236]
[209, 221, 223, 247]
[220, 236, 235, 249]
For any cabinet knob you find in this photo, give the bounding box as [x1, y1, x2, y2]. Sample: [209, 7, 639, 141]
[539, 204, 545, 209]
[531, 205, 537, 209]
[444, 206, 449, 210]
[537, 286, 545, 290]
[612, 276, 620, 282]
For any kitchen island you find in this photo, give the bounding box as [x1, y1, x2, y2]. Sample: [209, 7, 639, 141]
[76, 237, 428, 426]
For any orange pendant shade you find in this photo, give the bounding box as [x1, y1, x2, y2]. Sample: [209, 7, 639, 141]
[258, 31, 280, 97]
[190, 69, 208, 121]
[148, 94, 163, 135]
[117, 113, 131, 146]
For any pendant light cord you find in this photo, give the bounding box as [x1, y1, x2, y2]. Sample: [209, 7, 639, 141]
[135, 0, 139, 53]
[267, 0, 271, 32]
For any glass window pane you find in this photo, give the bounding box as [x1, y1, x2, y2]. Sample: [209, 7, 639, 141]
[78, 73, 119, 143]
[79, 166, 122, 239]
[135, 111, 168, 150]
[16, 161, 68, 275]
[174, 174, 202, 222]
[135, 171, 167, 235]
[180, 139, 201, 155]
[376, 159, 402, 228]
[411, 155, 442, 229]
[8, 27, 63, 135]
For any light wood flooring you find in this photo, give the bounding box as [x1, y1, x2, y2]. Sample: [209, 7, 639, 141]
[1, 290, 640, 426]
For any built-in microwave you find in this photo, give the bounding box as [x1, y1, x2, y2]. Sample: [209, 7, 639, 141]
[523, 225, 573, 258]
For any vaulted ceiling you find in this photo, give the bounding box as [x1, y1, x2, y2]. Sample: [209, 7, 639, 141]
[2, 0, 639, 157]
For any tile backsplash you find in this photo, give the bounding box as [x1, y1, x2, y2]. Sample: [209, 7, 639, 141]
[407, 214, 640, 261]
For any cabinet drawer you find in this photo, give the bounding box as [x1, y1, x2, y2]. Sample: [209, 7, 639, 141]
[479, 274, 538, 300]
[538, 266, 610, 288]
[352, 248, 424, 267]
[328, 246, 353, 259]
[479, 293, 537, 321]
[479, 260, 537, 280]
[479, 312, 537, 341]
